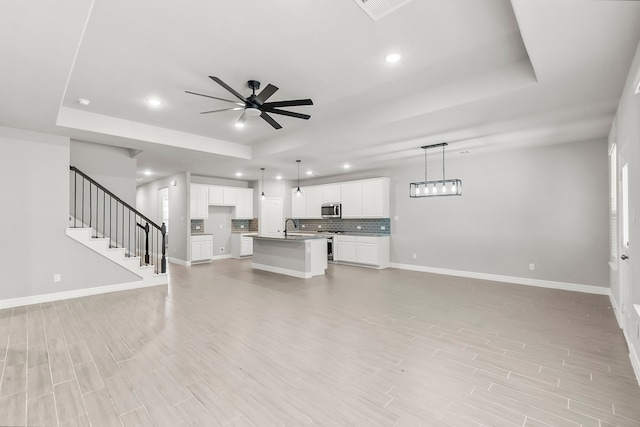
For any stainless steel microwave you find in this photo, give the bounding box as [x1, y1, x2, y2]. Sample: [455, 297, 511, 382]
[321, 203, 341, 218]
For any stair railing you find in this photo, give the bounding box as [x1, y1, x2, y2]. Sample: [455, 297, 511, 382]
[69, 166, 166, 274]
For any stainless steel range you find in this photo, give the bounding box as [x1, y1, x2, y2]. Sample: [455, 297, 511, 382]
[317, 231, 341, 261]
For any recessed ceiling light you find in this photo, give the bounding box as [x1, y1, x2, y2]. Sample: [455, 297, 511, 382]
[343, 163, 351, 169]
[147, 99, 162, 107]
[385, 53, 401, 63]
[306, 170, 313, 176]
[235, 172, 242, 177]
[77, 98, 90, 106]
[276, 175, 282, 180]
[235, 122, 245, 128]
[459, 151, 470, 154]
[144, 170, 152, 176]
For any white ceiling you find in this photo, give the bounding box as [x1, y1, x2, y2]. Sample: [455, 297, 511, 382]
[2, 0, 640, 184]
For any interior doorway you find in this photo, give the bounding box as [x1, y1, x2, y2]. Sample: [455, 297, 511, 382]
[619, 160, 632, 331]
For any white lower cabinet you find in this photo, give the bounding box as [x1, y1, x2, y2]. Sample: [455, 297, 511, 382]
[336, 238, 357, 263]
[231, 233, 254, 258]
[334, 235, 389, 269]
[191, 235, 213, 262]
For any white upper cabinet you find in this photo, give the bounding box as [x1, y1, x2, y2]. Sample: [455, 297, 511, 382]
[361, 178, 390, 218]
[291, 188, 307, 218]
[305, 187, 323, 219]
[291, 178, 389, 220]
[223, 188, 237, 206]
[208, 186, 223, 205]
[322, 185, 341, 203]
[190, 184, 209, 219]
[234, 188, 253, 219]
[340, 182, 363, 218]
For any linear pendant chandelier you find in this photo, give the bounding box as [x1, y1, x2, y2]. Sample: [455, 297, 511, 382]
[409, 143, 462, 198]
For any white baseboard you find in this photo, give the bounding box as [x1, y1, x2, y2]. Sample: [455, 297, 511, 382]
[390, 263, 610, 295]
[252, 263, 312, 279]
[610, 293, 624, 329]
[211, 254, 233, 261]
[0, 280, 167, 310]
[169, 257, 190, 267]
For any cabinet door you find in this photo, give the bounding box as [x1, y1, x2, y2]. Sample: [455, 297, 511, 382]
[361, 179, 389, 218]
[191, 242, 202, 260]
[305, 187, 323, 219]
[208, 186, 223, 205]
[291, 188, 307, 218]
[202, 240, 213, 259]
[335, 236, 357, 262]
[235, 188, 253, 219]
[356, 243, 378, 265]
[223, 188, 237, 205]
[241, 237, 253, 256]
[340, 182, 362, 218]
[322, 185, 341, 203]
[190, 185, 209, 219]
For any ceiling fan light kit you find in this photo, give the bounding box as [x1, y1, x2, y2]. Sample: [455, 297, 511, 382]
[410, 143, 462, 198]
[186, 76, 313, 130]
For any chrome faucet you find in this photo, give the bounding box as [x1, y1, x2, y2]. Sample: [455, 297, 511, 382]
[284, 218, 298, 237]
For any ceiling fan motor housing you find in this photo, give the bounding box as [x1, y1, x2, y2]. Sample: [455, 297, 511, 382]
[247, 80, 261, 91]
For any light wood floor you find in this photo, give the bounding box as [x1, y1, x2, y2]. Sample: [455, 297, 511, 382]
[1, 260, 639, 426]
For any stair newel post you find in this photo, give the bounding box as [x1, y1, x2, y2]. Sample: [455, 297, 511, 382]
[144, 222, 150, 265]
[161, 222, 167, 274]
[73, 169, 77, 228]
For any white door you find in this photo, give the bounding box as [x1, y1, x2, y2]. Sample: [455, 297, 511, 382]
[619, 161, 632, 330]
[260, 197, 284, 237]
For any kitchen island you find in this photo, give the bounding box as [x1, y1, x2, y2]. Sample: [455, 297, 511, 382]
[251, 235, 327, 278]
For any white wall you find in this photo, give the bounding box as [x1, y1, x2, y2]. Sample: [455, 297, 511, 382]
[0, 127, 140, 302]
[305, 138, 609, 288]
[610, 39, 640, 380]
[70, 140, 137, 205]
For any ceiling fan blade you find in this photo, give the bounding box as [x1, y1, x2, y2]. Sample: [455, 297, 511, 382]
[185, 91, 244, 105]
[200, 107, 244, 114]
[255, 84, 279, 104]
[264, 108, 311, 120]
[262, 99, 313, 108]
[260, 111, 282, 130]
[209, 76, 246, 102]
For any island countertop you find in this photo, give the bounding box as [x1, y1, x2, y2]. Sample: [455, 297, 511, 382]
[251, 234, 327, 242]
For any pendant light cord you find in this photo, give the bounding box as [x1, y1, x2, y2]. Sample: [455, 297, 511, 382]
[442, 145, 445, 180]
[424, 148, 428, 182]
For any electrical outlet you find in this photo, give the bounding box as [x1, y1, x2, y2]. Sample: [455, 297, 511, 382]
[53, 274, 61, 283]
[357, 225, 361, 230]
[318, 225, 322, 228]
[381, 226, 386, 230]
[394, 216, 399, 221]
[412, 253, 417, 259]
[529, 263, 535, 271]
[301, 224, 305, 228]
[219, 247, 224, 253]
[240, 225, 245, 229]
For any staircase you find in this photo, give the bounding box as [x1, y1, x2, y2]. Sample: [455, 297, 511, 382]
[67, 166, 167, 287]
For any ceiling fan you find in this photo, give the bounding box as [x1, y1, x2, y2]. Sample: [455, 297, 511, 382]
[185, 76, 313, 130]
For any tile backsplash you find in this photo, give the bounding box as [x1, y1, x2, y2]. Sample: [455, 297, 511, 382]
[231, 218, 258, 232]
[289, 218, 390, 235]
[190, 219, 205, 234]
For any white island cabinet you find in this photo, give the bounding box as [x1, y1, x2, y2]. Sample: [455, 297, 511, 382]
[252, 235, 327, 278]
